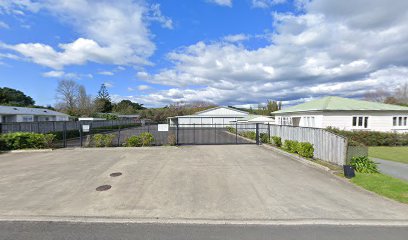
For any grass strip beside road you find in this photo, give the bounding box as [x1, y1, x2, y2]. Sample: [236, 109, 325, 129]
[351, 173, 408, 204]
[368, 147, 408, 164]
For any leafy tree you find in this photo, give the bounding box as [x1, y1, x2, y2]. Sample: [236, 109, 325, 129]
[113, 100, 145, 114]
[0, 87, 35, 106]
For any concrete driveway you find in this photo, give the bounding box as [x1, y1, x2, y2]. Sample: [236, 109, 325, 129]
[0, 145, 407, 222]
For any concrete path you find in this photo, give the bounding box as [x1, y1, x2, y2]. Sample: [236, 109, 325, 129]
[372, 158, 408, 182]
[1, 221, 407, 240]
[0, 145, 407, 222]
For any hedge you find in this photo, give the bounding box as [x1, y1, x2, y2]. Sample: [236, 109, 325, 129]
[0, 132, 55, 150]
[326, 127, 408, 146]
[283, 140, 314, 158]
[124, 132, 155, 147]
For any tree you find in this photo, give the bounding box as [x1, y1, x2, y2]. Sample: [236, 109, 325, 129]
[0, 87, 35, 106]
[365, 84, 408, 106]
[77, 86, 95, 116]
[95, 84, 113, 113]
[55, 80, 80, 115]
[113, 100, 145, 114]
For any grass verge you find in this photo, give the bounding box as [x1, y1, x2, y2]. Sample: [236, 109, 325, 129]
[368, 146, 408, 164]
[351, 173, 408, 204]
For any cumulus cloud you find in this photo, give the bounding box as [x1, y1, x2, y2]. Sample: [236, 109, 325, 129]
[42, 70, 92, 80]
[0, 0, 172, 69]
[137, 85, 152, 91]
[223, 34, 249, 42]
[252, 0, 287, 8]
[132, 0, 408, 106]
[208, 0, 233, 7]
[98, 71, 114, 76]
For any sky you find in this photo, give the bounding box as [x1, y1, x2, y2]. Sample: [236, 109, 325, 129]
[0, 0, 407, 108]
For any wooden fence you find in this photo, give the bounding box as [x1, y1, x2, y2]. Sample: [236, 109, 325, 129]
[237, 124, 348, 165]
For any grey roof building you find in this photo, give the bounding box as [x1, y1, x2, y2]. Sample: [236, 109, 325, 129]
[0, 105, 70, 123]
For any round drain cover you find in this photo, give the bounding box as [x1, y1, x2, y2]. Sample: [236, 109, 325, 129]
[110, 172, 122, 177]
[96, 185, 111, 191]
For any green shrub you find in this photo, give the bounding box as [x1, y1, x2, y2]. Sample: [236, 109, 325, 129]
[103, 134, 115, 147]
[0, 132, 56, 150]
[92, 134, 105, 147]
[271, 136, 282, 147]
[92, 134, 116, 147]
[124, 136, 142, 147]
[297, 142, 314, 158]
[327, 127, 408, 146]
[124, 132, 155, 147]
[240, 131, 256, 140]
[138, 132, 155, 146]
[260, 133, 270, 143]
[226, 126, 236, 133]
[350, 156, 379, 173]
[283, 140, 299, 153]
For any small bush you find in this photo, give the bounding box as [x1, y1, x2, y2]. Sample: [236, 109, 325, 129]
[226, 126, 236, 133]
[139, 132, 155, 146]
[240, 131, 256, 140]
[271, 136, 282, 147]
[297, 142, 314, 158]
[283, 140, 299, 153]
[350, 156, 379, 173]
[124, 132, 155, 147]
[124, 136, 142, 147]
[92, 134, 105, 147]
[260, 133, 270, 143]
[0, 132, 56, 150]
[92, 134, 116, 147]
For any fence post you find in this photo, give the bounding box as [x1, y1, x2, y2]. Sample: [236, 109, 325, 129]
[193, 123, 196, 144]
[256, 123, 260, 145]
[63, 122, 67, 148]
[117, 124, 121, 146]
[235, 122, 238, 144]
[268, 123, 271, 143]
[176, 123, 179, 145]
[79, 124, 83, 147]
[214, 123, 217, 144]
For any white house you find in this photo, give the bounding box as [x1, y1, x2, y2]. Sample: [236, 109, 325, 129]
[273, 96, 408, 133]
[168, 106, 249, 127]
[0, 105, 70, 123]
[235, 115, 275, 124]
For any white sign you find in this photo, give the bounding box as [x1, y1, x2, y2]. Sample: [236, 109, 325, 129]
[82, 125, 90, 133]
[158, 124, 169, 132]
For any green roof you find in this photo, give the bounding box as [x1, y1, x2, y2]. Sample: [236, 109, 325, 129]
[273, 96, 408, 114]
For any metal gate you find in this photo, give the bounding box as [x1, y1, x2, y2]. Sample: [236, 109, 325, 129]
[174, 123, 260, 145]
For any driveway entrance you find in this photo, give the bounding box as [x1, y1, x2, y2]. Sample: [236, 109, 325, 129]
[0, 145, 407, 221]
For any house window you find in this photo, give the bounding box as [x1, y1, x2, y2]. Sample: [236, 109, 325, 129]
[352, 116, 369, 128]
[393, 116, 408, 127]
[22, 116, 33, 122]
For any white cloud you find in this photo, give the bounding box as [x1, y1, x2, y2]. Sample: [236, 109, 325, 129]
[104, 82, 114, 88]
[0, 21, 9, 29]
[98, 71, 114, 76]
[252, 0, 287, 8]
[208, 0, 233, 7]
[42, 70, 93, 80]
[128, 0, 408, 107]
[42, 71, 65, 78]
[223, 34, 249, 42]
[137, 85, 151, 91]
[0, 0, 172, 69]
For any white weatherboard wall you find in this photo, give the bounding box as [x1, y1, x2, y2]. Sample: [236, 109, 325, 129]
[196, 107, 247, 116]
[276, 111, 408, 133]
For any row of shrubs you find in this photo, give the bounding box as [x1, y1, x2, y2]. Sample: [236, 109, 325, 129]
[327, 127, 408, 146]
[88, 132, 156, 147]
[282, 140, 314, 158]
[0, 132, 55, 150]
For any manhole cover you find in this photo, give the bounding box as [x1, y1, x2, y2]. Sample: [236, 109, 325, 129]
[110, 172, 122, 177]
[96, 185, 111, 191]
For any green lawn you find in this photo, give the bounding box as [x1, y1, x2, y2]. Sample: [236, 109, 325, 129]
[368, 146, 408, 164]
[351, 173, 408, 204]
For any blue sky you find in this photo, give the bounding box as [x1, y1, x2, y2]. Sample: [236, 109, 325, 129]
[1, 0, 407, 108]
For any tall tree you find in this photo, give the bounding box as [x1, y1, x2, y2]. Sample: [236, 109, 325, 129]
[55, 80, 80, 115]
[77, 86, 95, 116]
[95, 84, 113, 113]
[0, 87, 35, 106]
[113, 100, 145, 114]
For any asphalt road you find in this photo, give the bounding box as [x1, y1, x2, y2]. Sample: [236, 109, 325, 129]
[0, 221, 407, 240]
